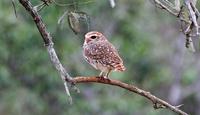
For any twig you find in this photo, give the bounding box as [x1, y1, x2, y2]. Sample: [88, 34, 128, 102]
[11, 0, 18, 18]
[18, 0, 189, 114]
[154, 0, 179, 16]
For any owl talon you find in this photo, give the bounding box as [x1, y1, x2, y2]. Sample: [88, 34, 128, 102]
[96, 76, 104, 80]
[97, 76, 110, 82]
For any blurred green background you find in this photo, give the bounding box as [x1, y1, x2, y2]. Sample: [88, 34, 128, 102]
[0, 0, 200, 115]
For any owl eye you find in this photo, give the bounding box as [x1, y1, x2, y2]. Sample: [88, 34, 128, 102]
[90, 36, 97, 39]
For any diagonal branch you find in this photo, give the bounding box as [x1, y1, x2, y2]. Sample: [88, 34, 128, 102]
[19, 0, 189, 115]
[18, 0, 73, 103]
[72, 76, 188, 115]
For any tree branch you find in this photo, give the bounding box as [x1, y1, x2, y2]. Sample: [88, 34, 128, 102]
[153, 0, 200, 52]
[18, 0, 73, 103]
[72, 76, 188, 115]
[18, 0, 189, 115]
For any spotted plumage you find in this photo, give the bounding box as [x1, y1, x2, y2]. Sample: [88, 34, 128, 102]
[83, 31, 125, 78]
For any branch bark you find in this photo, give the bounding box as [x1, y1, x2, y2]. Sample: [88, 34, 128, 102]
[18, 0, 189, 115]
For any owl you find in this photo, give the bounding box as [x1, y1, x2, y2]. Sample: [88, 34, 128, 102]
[83, 31, 125, 78]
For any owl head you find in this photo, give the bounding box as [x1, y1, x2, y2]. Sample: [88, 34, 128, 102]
[84, 31, 107, 45]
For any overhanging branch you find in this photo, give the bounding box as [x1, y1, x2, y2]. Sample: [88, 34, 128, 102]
[18, 0, 73, 103]
[18, 0, 189, 115]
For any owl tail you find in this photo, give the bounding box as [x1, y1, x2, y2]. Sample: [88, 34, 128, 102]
[114, 63, 126, 71]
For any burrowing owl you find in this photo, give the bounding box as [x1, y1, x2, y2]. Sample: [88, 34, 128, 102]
[83, 31, 125, 78]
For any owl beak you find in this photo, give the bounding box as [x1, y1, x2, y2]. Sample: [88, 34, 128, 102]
[84, 38, 91, 46]
[86, 38, 92, 43]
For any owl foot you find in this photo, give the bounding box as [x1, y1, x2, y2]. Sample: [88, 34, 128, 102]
[96, 76, 110, 81]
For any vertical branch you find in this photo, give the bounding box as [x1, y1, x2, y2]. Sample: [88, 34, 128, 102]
[184, 0, 199, 35]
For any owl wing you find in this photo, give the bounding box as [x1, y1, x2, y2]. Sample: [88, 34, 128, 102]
[103, 42, 125, 71]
